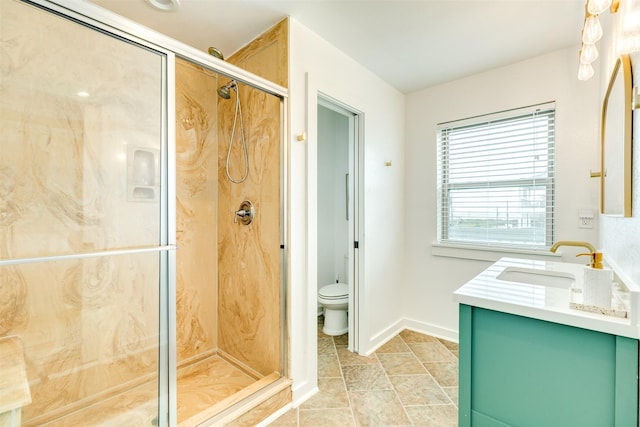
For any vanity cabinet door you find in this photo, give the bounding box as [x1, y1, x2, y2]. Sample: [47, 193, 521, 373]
[459, 305, 638, 427]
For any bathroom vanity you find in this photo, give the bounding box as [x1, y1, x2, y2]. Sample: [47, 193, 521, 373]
[454, 258, 639, 427]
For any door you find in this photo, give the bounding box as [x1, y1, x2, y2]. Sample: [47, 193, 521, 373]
[0, 0, 171, 424]
[317, 95, 361, 351]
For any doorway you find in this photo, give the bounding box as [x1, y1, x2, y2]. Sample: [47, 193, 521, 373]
[316, 95, 361, 352]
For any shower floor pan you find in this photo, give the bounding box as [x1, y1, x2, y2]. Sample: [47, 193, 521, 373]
[30, 355, 280, 426]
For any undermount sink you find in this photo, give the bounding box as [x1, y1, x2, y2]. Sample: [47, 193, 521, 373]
[497, 266, 575, 288]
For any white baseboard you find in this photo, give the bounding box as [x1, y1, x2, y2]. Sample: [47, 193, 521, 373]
[362, 318, 406, 356]
[362, 317, 458, 356]
[401, 317, 459, 343]
[291, 382, 319, 407]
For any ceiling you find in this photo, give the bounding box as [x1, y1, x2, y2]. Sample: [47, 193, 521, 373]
[89, 0, 586, 93]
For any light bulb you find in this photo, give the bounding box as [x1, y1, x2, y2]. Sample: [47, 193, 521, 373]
[582, 16, 603, 44]
[578, 62, 595, 81]
[587, 0, 612, 15]
[580, 43, 599, 64]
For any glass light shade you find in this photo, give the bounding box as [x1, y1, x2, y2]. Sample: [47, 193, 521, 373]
[583, 16, 603, 44]
[587, 0, 612, 15]
[580, 43, 599, 64]
[578, 62, 595, 80]
[145, 0, 180, 11]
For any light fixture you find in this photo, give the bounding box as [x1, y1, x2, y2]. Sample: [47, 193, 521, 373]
[580, 43, 599, 63]
[145, 0, 180, 12]
[578, 62, 595, 80]
[588, 0, 613, 15]
[577, 0, 619, 81]
[583, 15, 604, 43]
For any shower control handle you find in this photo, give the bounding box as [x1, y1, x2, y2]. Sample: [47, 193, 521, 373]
[234, 200, 254, 225]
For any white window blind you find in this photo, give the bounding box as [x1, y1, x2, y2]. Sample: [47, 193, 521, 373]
[437, 102, 555, 249]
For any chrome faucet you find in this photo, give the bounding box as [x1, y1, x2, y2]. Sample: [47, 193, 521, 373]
[550, 240, 602, 269]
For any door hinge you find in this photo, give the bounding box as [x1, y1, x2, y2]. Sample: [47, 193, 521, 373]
[354, 241, 359, 249]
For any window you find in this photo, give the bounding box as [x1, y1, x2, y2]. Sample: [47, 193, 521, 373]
[437, 102, 555, 250]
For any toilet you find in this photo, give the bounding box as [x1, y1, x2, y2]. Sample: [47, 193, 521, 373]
[318, 283, 349, 336]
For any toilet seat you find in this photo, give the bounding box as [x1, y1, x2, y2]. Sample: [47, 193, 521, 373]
[319, 283, 348, 299]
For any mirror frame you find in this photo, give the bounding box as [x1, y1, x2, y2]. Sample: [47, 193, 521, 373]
[600, 54, 633, 216]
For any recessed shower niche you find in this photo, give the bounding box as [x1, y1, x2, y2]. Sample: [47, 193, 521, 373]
[127, 146, 160, 201]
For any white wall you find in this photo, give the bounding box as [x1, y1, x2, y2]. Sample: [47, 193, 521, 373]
[288, 18, 405, 403]
[317, 105, 349, 289]
[599, 6, 640, 289]
[403, 48, 601, 339]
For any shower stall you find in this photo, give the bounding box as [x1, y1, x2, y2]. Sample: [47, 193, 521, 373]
[0, 1, 287, 426]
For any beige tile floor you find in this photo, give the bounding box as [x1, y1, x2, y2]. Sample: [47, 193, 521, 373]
[270, 318, 459, 426]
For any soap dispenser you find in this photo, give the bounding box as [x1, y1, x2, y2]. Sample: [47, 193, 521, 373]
[577, 251, 613, 310]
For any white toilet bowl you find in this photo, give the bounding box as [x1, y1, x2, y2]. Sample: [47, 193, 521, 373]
[318, 283, 349, 336]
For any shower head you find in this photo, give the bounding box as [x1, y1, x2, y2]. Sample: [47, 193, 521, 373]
[218, 81, 237, 99]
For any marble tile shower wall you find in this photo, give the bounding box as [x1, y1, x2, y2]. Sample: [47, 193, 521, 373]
[1, 0, 163, 423]
[216, 20, 287, 377]
[216, 80, 282, 376]
[175, 58, 219, 365]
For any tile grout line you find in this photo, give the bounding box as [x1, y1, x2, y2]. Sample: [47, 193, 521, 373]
[434, 339, 459, 408]
[378, 336, 417, 426]
[333, 333, 360, 427]
[423, 343, 458, 409]
[290, 327, 458, 427]
[403, 335, 459, 410]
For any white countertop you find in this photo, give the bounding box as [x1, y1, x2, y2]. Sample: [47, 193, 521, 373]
[454, 257, 640, 339]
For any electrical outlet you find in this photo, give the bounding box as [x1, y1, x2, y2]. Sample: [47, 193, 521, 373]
[578, 209, 594, 229]
[579, 217, 593, 229]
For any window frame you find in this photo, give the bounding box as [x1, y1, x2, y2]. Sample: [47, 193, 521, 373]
[436, 102, 556, 251]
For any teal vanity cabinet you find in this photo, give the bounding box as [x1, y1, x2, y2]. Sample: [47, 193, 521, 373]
[459, 304, 639, 427]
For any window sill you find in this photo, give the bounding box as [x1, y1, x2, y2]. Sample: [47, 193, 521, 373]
[431, 242, 562, 262]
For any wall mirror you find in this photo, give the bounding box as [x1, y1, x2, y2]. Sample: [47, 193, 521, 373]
[600, 54, 633, 216]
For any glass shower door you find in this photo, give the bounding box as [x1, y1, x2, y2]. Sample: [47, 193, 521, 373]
[0, 0, 170, 425]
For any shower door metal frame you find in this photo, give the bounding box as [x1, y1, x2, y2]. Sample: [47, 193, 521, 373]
[279, 95, 290, 385]
[13, 0, 289, 425]
[8, 0, 178, 425]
